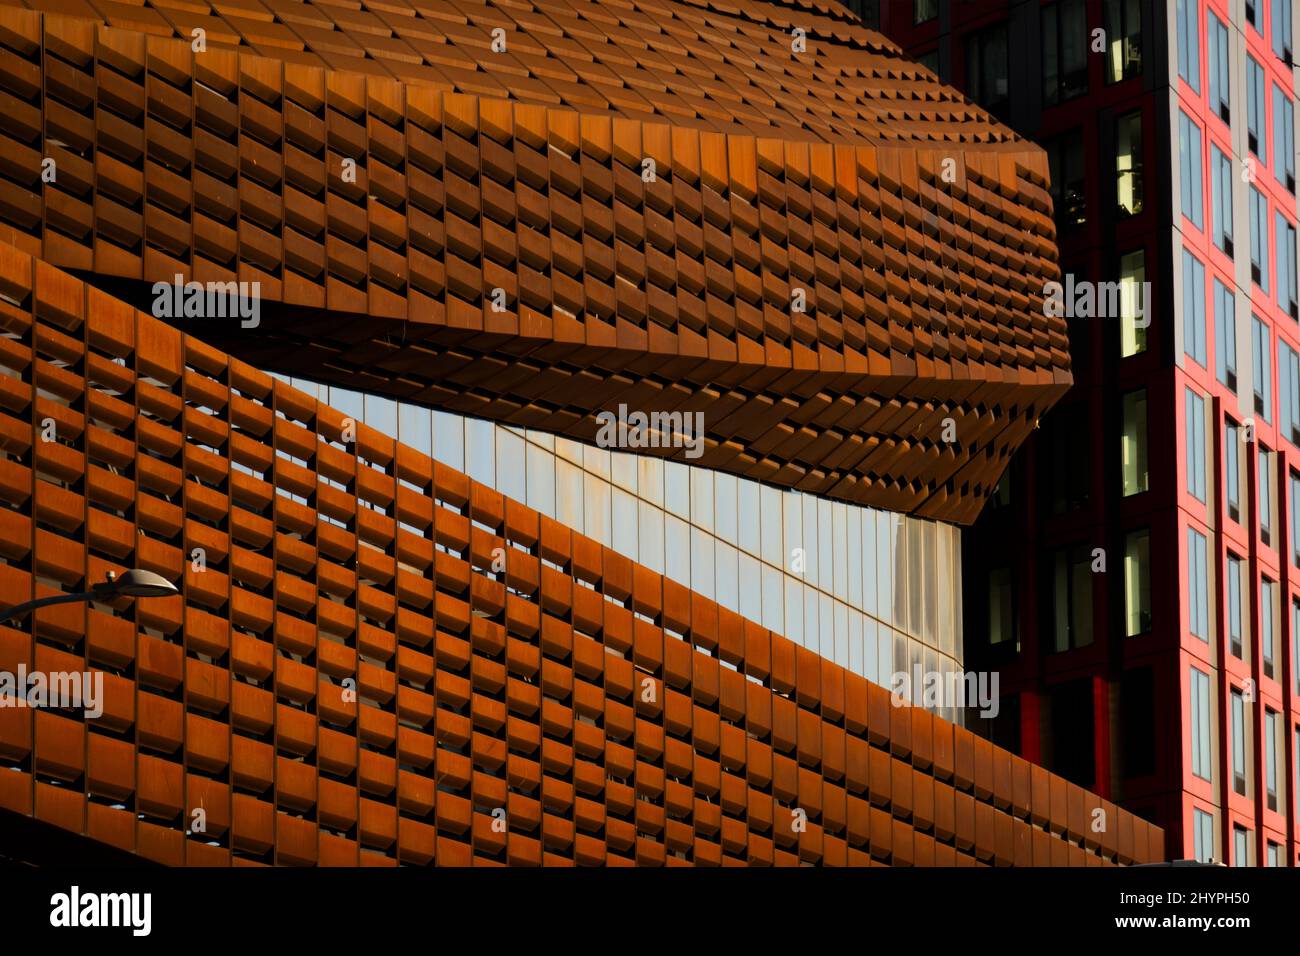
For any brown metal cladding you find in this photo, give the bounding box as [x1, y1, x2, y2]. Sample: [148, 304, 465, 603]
[0, 244, 1155, 865]
[0, 0, 1069, 524]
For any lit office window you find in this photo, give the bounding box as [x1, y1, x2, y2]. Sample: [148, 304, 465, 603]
[1043, 0, 1088, 105]
[1123, 528, 1150, 636]
[1226, 420, 1242, 523]
[1248, 55, 1267, 162]
[1208, 11, 1231, 121]
[1188, 527, 1209, 639]
[988, 566, 1015, 646]
[966, 24, 1010, 118]
[1121, 389, 1148, 496]
[1186, 388, 1207, 502]
[1193, 807, 1215, 862]
[1214, 278, 1237, 388]
[1116, 110, 1143, 216]
[1228, 553, 1245, 659]
[1276, 214, 1298, 317]
[1047, 129, 1086, 228]
[1119, 249, 1147, 356]
[1263, 578, 1277, 679]
[1190, 665, 1212, 780]
[1283, 341, 1300, 445]
[1234, 826, 1250, 867]
[1231, 687, 1248, 795]
[1183, 249, 1207, 366]
[1274, 0, 1294, 62]
[1253, 315, 1272, 419]
[1250, 186, 1270, 291]
[1179, 111, 1204, 228]
[1051, 545, 1093, 652]
[1274, 86, 1296, 192]
[1260, 446, 1274, 545]
[1103, 0, 1142, 81]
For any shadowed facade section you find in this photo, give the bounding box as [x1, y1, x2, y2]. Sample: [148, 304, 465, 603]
[0, 0, 1069, 523]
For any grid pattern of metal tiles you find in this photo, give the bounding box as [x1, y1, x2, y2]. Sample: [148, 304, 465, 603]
[0, 2, 1069, 524]
[0, 243, 1157, 866]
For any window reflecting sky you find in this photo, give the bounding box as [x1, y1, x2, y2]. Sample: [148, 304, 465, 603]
[274, 375, 967, 721]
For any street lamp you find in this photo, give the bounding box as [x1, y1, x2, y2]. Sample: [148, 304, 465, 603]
[1, 570, 179, 621]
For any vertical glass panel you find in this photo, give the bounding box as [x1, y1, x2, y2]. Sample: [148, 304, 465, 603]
[819, 593, 835, 661]
[587, 470, 611, 546]
[818, 498, 834, 597]
[639, 502, 665, 575]
[738, 480, 760, 556]
[832, 502, 849, 600]
[802, 494, 819, 587]
[834, 601, 850, 668]
[664, 461, 690, 517]
[738, 552, 762, 623]
[464, 417, 496, 487]
[783, 574, 802, 644]
[1124, 529, 1151, 635]
[717, 541, 740, 613]
[862, 509, 878, 618]
[784, 493, 804, 585]
[847, 507, 863, 608]
[331, 387, 365, 429]
[612, 486, 638, 558]
[365, 393, 398, 439]
[1121, 389, 1149, 495]
[877, 511, 894, 624]
[863, 616, 879, 685]
[849, 612, 863, 677]
[555, 459, 584, 531]
[665, 515, 691, 589]
[763, 565, 784, 634]
[398, 403, 432, 457]
[691, 467, 714, 534]
[691, 527, 714, 600]
[637, 456, 663, 506]
[761, 484, 783, 567]
[714, 472, 738, 544]
[526, 443, 555, 518]
[555, 436, 584, 464]
[803, 583, 819, 653]
[433, 411, 465, 471]
[583, 443, 611, 481]
[611, 451, 637, 493]
[495, 426, 526, 502]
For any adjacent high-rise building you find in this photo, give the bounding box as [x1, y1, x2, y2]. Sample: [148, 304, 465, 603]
[0, 0, 1162, 865]
[880, 0, 1299, 866]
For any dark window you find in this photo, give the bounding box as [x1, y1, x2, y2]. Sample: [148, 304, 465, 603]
[914, 0, 938, 25]
[1048, 679, 1096, 786]
[1047, 129, 1087, 229]
[1049, 544, 1094, 652]
[1042, 401, 1091, 514]
[1120, 668, 1156, 777]
[1043, 0, 1088, 105]
[966, 24, 1010, 119]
